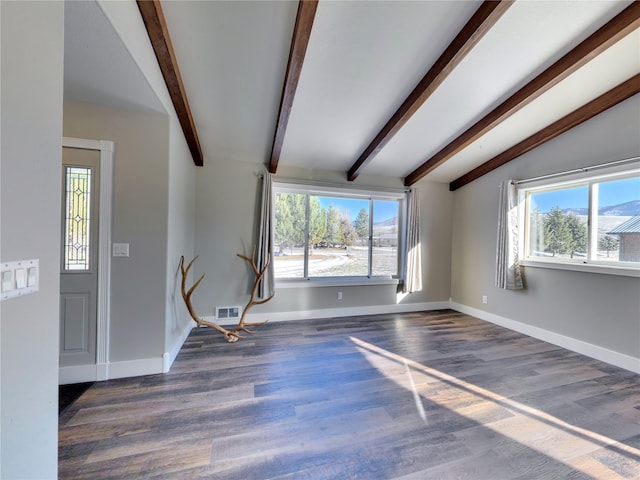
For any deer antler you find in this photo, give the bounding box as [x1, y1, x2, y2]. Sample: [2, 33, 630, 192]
[235, 246, 274, 335]
[179, 256, 241, 343]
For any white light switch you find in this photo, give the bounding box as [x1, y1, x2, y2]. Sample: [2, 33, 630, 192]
[27, 267, 38, 287]
[113, 243, 130, 257]
[2, 270, 13, 292]
[15, 268, 26, 289]
[1, 259, 39, 301]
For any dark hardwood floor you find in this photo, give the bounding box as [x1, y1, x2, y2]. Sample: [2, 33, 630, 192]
[59, 310, 640, 479]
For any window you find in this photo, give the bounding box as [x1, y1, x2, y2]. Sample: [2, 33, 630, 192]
[521, 168, 640, 271]
[273, 183, 403, 281]
[63, 166, 93, 271]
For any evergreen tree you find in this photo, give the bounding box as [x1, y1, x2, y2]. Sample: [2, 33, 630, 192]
[339, 216, 358, 247]
[354, 208, 370, 245]
[543, 207, 572, 256]
[324, 205, 340, 246]
[308, 196, 326, 250]
[274, 193, 305, 254]
[564, 213, 587, 258]
[599, 235, 619, 258]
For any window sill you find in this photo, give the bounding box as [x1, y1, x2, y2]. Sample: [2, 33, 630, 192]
[276, 278, 400, 289]
[521, 259, 640, 278]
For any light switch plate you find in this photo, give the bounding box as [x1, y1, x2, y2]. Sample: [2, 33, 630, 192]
[113, 243, 130, 257]
[1, 259, 39, 301]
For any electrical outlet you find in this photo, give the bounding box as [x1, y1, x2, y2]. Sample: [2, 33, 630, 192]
[482, 295, 488, 304]
[337, 291, 343, 301]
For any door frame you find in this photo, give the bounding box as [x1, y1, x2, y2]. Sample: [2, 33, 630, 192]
[60, 137, 114, 383]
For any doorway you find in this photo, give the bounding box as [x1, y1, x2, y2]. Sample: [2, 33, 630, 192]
[59, 137, 114, 384]
[60, 148, 100, 369]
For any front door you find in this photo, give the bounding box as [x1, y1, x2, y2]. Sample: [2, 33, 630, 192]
[59, 147, 100, 369]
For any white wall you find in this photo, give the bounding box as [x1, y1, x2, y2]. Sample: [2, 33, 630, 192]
[63, 101, 170, 367]
[451, 96, 640, 365]
[1, 1, 64, 477]
[164, 113, 197, 360]
[97, 0, 197, 367]
[193, 162, 453, 319]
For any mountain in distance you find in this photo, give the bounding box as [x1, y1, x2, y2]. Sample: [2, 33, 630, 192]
[561, 200, 640, 217]
[561, 207, 589, 216]
[373, 216, 398, 228]
[600, 200, 640, 216]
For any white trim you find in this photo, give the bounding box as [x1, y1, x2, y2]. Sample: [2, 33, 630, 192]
[59, 365, 99, 385]
[205, 301, 450, 326]
[163, 321, 193, 372]
[61, 137, 114, 383]
[97, 140, 114, 372]
[276, 278, 399, 289]
[522, 260, 640, 278]
[96, 362, 108, 382]
[273, 176, 408, 196]
[515, 156, 639, 187]
[60, 356, 166, 384]
[450, 302, 640, 374]
[107, 357, 164, 380]
[59, 361, 109, 384]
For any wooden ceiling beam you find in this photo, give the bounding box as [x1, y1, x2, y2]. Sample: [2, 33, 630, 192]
[449, 74, 640, 191]
[269, 0, 319, 174]
[347, 0, 513, 182]
[405, 2, 640, 186]
[137, 0, 203, 166]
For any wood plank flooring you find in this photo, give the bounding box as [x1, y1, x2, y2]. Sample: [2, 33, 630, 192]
[59, 310, 640, 479]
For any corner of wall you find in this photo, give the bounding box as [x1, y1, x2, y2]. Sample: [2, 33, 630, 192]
[164, 320, 193, 372]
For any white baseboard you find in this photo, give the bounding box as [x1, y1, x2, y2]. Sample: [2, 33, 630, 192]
[60, 357, 165, 385]
[163, 320, 193, 372]
[203, 301, 451, 326]
[107, 357, 164, 379]
[59, 364, 101, 385]
[450, 302, 640, 374]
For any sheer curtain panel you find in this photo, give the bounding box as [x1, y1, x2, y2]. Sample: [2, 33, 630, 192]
[496, 180, 524, 290]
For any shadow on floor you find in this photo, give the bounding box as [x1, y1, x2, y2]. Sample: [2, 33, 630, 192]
[59, 382, 94, 414]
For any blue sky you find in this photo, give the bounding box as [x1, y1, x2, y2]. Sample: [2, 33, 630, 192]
[531, 177, 640, 213]
[317, 196, 399, 222]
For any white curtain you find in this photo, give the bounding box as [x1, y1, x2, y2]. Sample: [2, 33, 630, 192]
[403, 188, 422, 293]
[256, 172, 275, 299]
[496, 180, 524, 290]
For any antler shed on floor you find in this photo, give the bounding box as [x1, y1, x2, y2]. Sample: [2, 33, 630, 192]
[179, 248, 274, 343]
[236, 246, 275, 335]
[179, 256, 241, 343]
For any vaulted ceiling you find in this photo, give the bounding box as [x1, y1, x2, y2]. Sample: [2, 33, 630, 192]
[65, 0, 640, 190]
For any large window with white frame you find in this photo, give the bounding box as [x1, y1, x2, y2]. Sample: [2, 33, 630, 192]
[273, 182, 404, 281]
[521, 166, 640, 271]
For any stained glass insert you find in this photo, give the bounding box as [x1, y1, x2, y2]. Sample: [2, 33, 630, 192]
[64, 167, 92, 270]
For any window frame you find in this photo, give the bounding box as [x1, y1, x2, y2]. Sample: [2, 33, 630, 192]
[519, 165, 640, 278]
[272, 181, 406, 287]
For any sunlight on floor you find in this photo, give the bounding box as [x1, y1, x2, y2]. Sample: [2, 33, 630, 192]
[350, 336, 640, 479]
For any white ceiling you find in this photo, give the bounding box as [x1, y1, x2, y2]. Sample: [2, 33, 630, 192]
[64, 0, 164, 114]
[64, 0, 639, 186]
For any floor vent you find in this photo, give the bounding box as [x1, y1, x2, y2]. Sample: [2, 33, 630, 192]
[216, 306, 241, 320]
